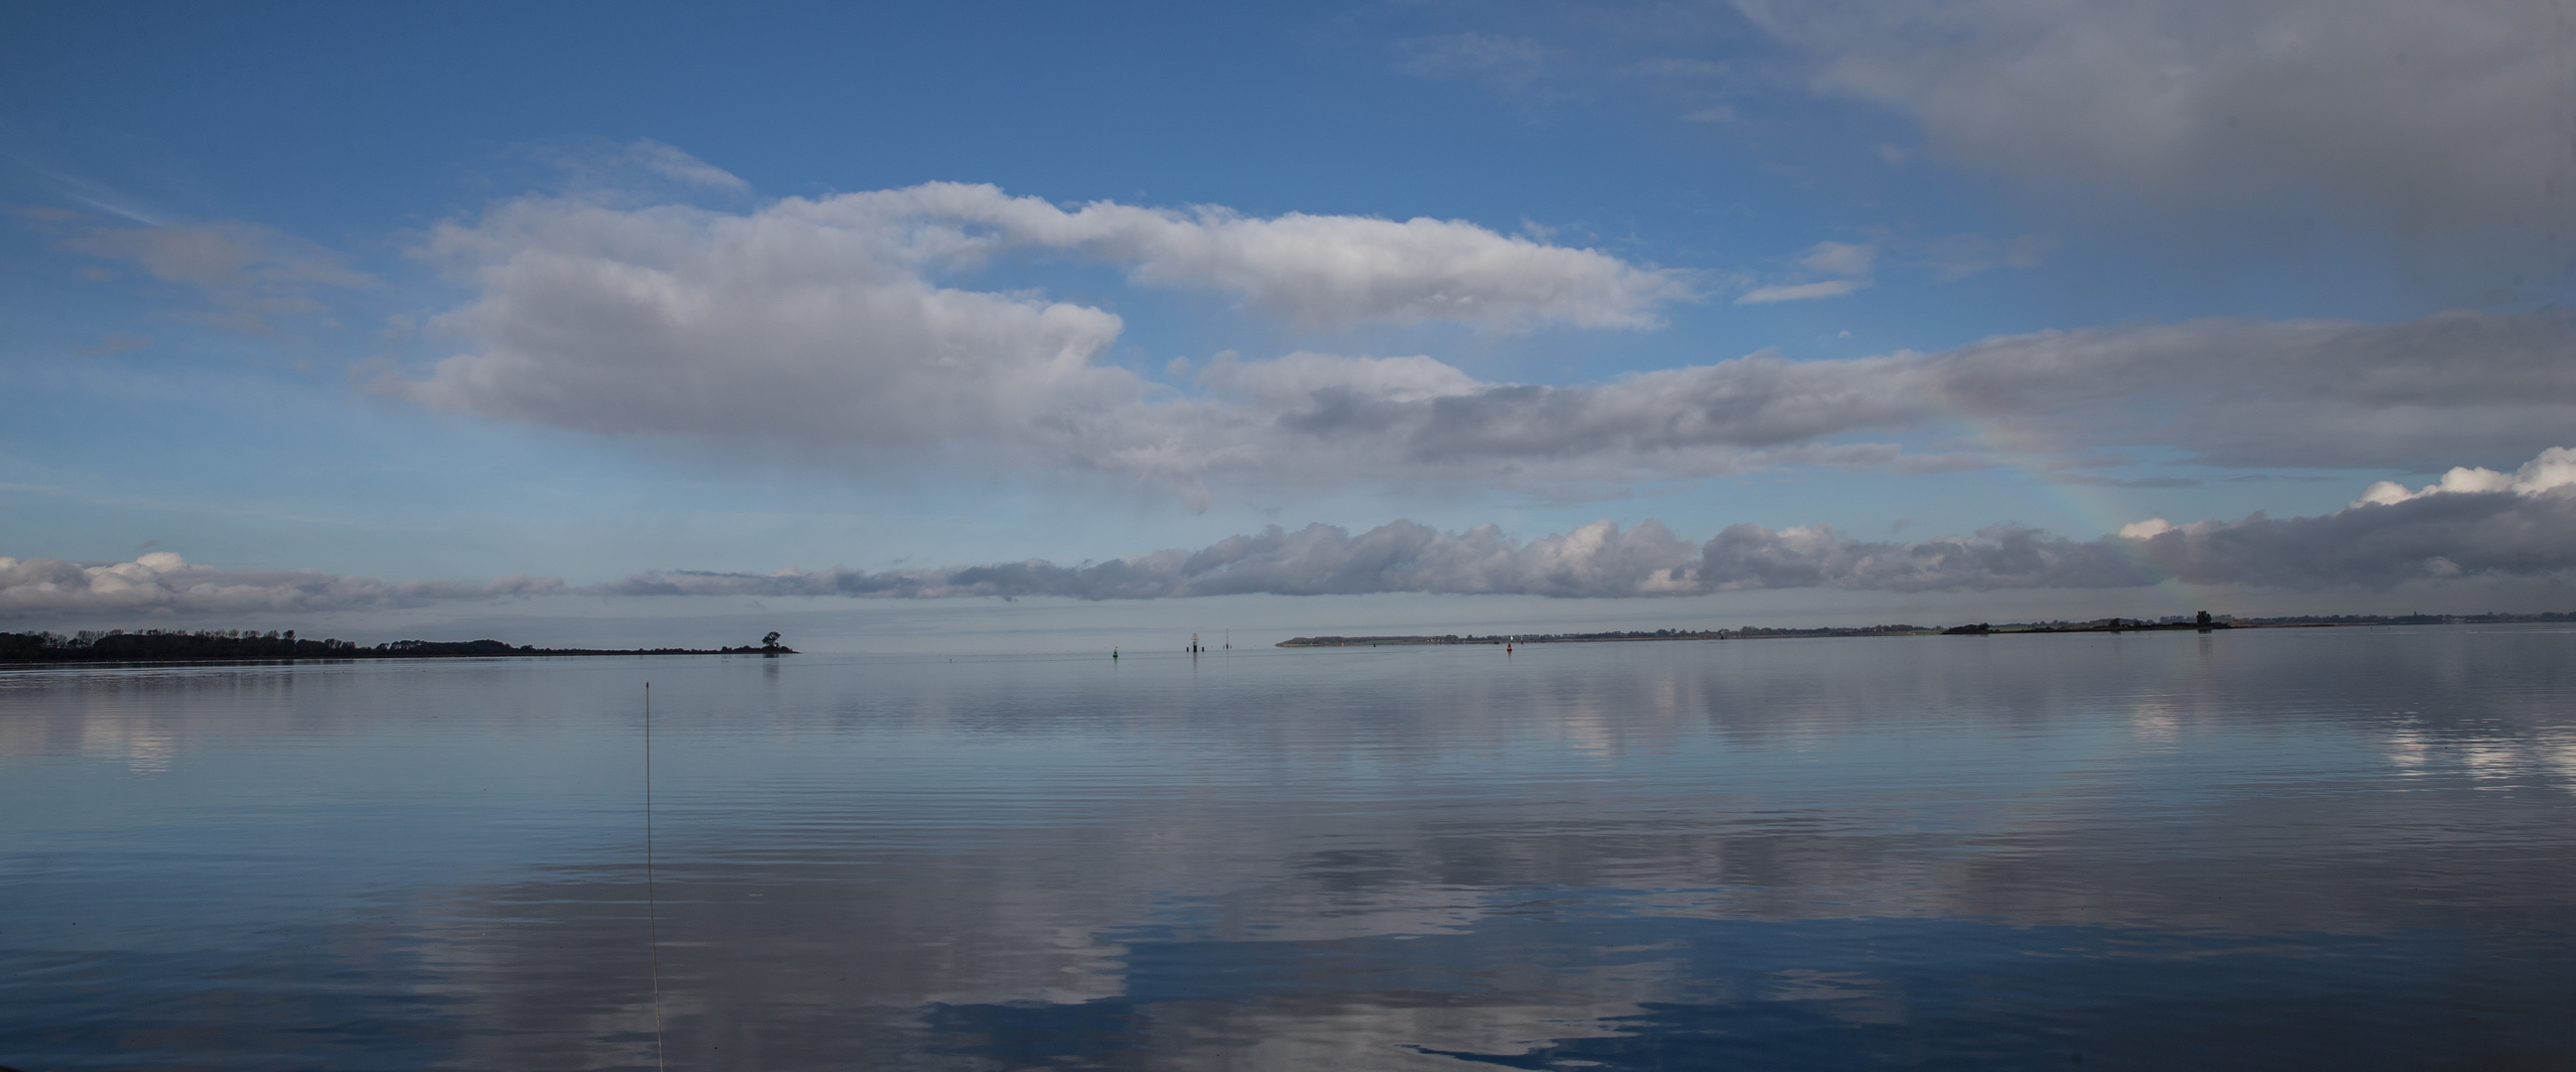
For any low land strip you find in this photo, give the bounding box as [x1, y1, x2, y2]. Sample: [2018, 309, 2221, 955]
[1, 629, 794, 664]
[1277, 611, 2576, 647]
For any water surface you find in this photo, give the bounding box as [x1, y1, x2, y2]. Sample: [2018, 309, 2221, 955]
[5, 626, 2574, 1069]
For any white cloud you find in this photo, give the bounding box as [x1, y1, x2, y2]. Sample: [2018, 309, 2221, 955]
[2352, 447, 2576, 506]
[384, 186, 1745, 493]
[1741, 0, 2576, 230]
[1799, 240, 1876, 277]
[0, 553, 560, 618]
[398, 195, 1132, 452]
[864, 182, 1690, 330]
[1737, 279, 1866, 304]
[626, 139, 748, 191]
[517, 137, 752, 199]
[389, 179, 2576, 497]
[1737, 240, 1874, 304]
[392, 184, 1688, 460]
[2117, 518, 2177, 540]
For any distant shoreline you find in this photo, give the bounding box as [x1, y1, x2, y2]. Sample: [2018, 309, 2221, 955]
[1278, 624, 2254, 647]
[1277, 612, 2575, 647]
[1, 631, 795, 666]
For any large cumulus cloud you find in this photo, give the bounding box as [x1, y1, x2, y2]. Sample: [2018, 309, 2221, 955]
[390, 178, 2576, 493]
[395, 194, 1137, 451]
[390, 185, 1719, 492]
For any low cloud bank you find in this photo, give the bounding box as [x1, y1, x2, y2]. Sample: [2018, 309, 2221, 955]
[615, 447, 2576, 601]
[0, 553, 559, 618]
[602, 519, 1710, 601]
[12, 450, 2571, 617]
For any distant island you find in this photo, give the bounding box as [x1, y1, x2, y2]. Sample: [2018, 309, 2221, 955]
[0, 628, 796, 665]
[1278, 611, 2576, 647]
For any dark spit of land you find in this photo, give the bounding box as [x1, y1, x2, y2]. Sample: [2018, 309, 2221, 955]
[1277, 611, 2576, 647]
[0, 628, 796, 665]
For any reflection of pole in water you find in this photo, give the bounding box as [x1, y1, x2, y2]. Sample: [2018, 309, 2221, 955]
[643, 683, 665, 1071]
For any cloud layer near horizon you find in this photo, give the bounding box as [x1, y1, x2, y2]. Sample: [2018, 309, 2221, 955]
[11, 450, 2572, 618]
[0, 553, 560, 618]
[388, 174, 2576, 495]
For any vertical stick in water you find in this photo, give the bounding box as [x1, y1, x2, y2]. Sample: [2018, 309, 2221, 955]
[645, 683, 665, 1070]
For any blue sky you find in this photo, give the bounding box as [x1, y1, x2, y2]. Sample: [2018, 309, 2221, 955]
[4, 0, 2573, 640]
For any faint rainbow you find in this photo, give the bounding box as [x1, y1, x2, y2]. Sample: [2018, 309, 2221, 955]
[1939, 414, 2213, 619]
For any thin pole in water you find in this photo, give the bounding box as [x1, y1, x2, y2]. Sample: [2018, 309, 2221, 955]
[645, 683, 665, 1070]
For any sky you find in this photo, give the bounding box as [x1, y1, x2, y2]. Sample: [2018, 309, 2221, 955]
[2, 0, 2573, 647]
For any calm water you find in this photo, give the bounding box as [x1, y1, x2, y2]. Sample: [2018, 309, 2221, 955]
[4, 626, 2574, 1070]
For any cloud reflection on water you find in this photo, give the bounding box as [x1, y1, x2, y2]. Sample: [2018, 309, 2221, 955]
[4, 627, 2574, 1068]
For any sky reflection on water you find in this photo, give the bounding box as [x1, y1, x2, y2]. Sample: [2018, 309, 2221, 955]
[4, 626, 2573, 1069]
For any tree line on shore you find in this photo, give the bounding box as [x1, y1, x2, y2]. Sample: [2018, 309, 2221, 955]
[0, 628, 370, 662]
[0, 628, 796, 663]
